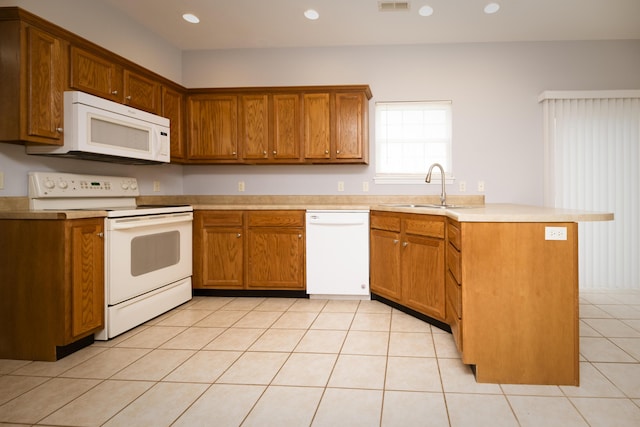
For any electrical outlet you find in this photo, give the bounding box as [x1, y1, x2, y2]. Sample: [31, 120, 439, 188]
[362, 181, 369, 192]
[477, 181, 485, 192]
[238, 181, 245, 192]
[153, 180, 160, 192]
[459, 180, 466, 192]
[0, 171, 4, 190]
[545, 226, 567, 240]
[338, 181, 345, 192]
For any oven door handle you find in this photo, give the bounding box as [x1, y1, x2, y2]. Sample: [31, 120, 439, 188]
[109, 213, 193, 230]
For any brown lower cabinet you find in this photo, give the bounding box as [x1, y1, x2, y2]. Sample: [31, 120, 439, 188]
[370, 211, 446, 322]
[0, 218, 104, 361]
[193, 210, 305, 290]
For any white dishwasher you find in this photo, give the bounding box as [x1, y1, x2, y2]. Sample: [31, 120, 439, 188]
[306, 210, 370, 299]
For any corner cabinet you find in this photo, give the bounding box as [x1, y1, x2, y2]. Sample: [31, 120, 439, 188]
[0, 217, 104, 361]
[370, 211, 446, 322]
[193, 210, 305, 291]
[0, 10, 64, 145]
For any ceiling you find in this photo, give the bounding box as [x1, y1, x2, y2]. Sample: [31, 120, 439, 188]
[101, 0, 640, 51]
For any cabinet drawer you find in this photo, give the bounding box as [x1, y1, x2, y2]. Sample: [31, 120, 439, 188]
[247, 210, 305, 227]
[447, 220, 461, 250]
[370, 212, 401, 232]
[447, 243, 462, 284]
[446, 271, 461, 319]
[198, 211, 244, 227]
[404, 215, 445, 238]
[447, 296, 463, 353]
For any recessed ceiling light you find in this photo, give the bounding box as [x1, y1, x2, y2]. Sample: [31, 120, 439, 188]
[484, 3, 500, 14]
[182, 13, 200, 24]
[418, 5, 434, 17]
[304, 9, 320, 20]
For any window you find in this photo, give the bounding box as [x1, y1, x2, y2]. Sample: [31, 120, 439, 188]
[375, 101, 452, 183]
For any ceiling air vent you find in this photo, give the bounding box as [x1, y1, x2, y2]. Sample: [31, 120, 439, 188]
[378, 1, 411, 12]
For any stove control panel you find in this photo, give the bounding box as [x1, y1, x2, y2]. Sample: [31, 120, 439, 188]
[29, 172, 140, 198]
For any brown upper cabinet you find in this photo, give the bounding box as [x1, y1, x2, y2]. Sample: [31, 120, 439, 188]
[69, 46, 161, 115]
[187, 86, 372, 165]
[0, 10, 65, 145]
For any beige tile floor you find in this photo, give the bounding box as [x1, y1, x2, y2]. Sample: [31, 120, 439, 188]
[1, 290, 640, 426]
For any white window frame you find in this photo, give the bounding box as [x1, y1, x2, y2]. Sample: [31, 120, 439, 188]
[374, 100, 453, 184]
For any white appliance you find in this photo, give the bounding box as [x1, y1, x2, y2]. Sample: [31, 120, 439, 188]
[28, 172, 192, 340]
[306, 210, 370, 299]
[27, 91, 170, 164]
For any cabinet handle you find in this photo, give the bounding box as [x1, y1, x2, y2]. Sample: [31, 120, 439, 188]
[402, 242, 409, 247]
[393, 239, 399, 244]
[298, 234, 302, 239]
[324, 150, 329, 155]
[56, 127, 63, 133]
[236, 233, 242, 238]
[232, 151, 237, 155]
[97, 232, 104, 238]
[263, 150, 267, 155]
[273, 150, 277, 155]
[125, 95, 132, 100]
[111, 90, 118, 95]
[336, 150, 341, 154]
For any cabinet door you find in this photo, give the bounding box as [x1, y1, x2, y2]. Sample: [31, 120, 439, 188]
[240, 94, 270, 160]
[402, 234, 445, 320]
[123, 69, 161, 114]
[199, 226, 244, 288]
[335, 92, 366, 161]
[273, 93, 302, 160]
[370, 229, 402, 301]
[69, 46, 121, 102]
[247, 227, 305, 289]
[162, 86, 186, 161]
[26, 25, 63, 143]
[188, 95, 239, 160]
[68, 219, 104, 339]
[303, 93, 331, 160]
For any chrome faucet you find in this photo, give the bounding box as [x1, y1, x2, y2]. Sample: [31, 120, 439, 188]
[425, 163, 447, 206]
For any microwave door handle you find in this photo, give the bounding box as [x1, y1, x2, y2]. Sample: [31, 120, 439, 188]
[110, 214, 192, 230]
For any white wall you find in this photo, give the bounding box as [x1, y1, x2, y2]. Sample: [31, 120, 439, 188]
[182, 41, 640, 203]
[1, 0, 639, 204]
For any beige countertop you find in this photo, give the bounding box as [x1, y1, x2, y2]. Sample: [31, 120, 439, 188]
[0, 195, 613, 222]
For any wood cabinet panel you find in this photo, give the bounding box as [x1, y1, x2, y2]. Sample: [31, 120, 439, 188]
[123, 69, 160, 114]
[402, 234, 445, 319]
[335, 92, 366, 160]
[68, 219, 104, 338]
[272, 93, 302, 160]
[193, 211, 244, 289]
[26, 25, 63, 142]
[0, 18, 64, 144]
[162, 86, 186, 161]
[241, 94, 270, 160]
[247, 227, 305, 289]
[188, 95, 239, 160]
[370, 229, 402, 301]
[69, 46, 121, 102]
[370, 211, 445, 321]
[303, 93, 331, 160]
[247, 210, 305, 227]
[0, 218, 103, 361]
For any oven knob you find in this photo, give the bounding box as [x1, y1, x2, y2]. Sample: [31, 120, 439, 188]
[130, 181, 138, 190]
[121, 182, 129, 190]
[44, 179, 55, 189]
[58, 180, 68, 189]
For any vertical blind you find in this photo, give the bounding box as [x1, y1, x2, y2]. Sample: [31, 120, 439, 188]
[540, 91, 640, 289]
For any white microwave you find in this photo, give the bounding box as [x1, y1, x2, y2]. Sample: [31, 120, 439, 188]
[27, 91, 170, 164]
